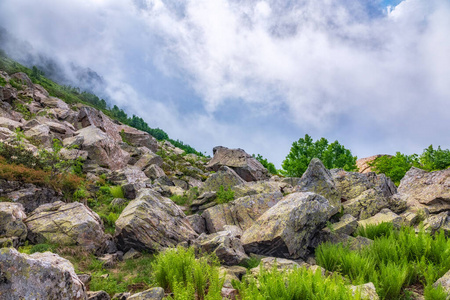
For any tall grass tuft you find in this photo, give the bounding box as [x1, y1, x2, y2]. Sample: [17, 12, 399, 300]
[354, 222, 394, 240]
[152, 247, 223, 300]
[235, 265, 360, 300]
[316, 225, 450, 300]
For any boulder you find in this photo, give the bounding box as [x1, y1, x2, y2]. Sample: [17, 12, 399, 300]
[423, 211, 450, 234]
[202, 191, 284, 233]
[109, 166, 149, 186]
[127, 287, 165, 300]
[11, 72, 33, 88]
[134, 152, 163, 170]
[296, 158, 341, 215]
[32, 84, 49, 102]
[77, 106, 121, 141]
[144, 164, 166, 180]
[24, 124, 51, 146]
[349, 282, 379, 300]
[25, 201, 106, 251]
[201, 166, 245, 193]
[87, 291, 111, 300]
[356, 155, 387, 174]
[196, 230, 249, 266]
[64, 126, 130, 170]
[0, 117, 21, 131]
[119, 125, 158, 153]
[115, 189, 198, 252]
[206, 146, 270, 182]
[39, 97, 72, 119]
[434, 269, 450, 294]
[241, 192, 334, 259]
[343, 189, 389, 220]
[5, 184, 61, 213]
[187, 214, 206, 235]
[397, 167, 450, 213]
[0, 248, 87, 300]
[251, 257, 301, 274]
[232, 180, 288, 199]
[323, 214, 358, 236]
[0, 202, 27, 242]
[357, 208, 402, 228]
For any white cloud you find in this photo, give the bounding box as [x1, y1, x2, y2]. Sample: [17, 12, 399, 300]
[0, 0, 449, 166]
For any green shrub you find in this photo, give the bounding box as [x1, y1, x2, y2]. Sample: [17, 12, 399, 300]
[281, 134, 357, 177]
[420, 145, 450, 172]
[152, 247, 223, 300]
[253, 154, 278, 175]
[369, 153, 418, 186]
[424, 285, 448, 300]
[354, 222, 394, 240]
[0, 76, 6, 86]
[216, 185, 235, 204]
[110, 186, 124, 199]
[316, 226, 450, 300]
[29, 243, 58, 254]
[235, 264, 360, 300]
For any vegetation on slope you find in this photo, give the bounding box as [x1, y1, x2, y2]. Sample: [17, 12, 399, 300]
[0, 51, 204, 156]
[316, 223, 450, 300]
[281, 134, 357, 177]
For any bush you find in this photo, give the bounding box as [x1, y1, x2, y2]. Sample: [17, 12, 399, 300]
[216, 185, 235, 204]
[354, 222, 394, 240]
[152, 247, 223, 300]
[419, 145, 450, 171]
[316, 226, 450, 300]
[369, 153, 418, 186]
[235, 264, 360, 300]
[253, 154, 278, 175]
[281, 134, 357, 177]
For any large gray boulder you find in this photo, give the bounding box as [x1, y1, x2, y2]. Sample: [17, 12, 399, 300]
[0, 248, 87, 300]
[64, 126, 130, 170]
[397, 167, 450, 213]
[77, 106, 121, 141]
[118, 125, 158, 153]
[331, 169, 400, 219]
[201, 166, 245, 193]
[0, 202, 27, 242]
[5, 183, 61, 213]
[115, 189, 198, 252]
[241, 192, 334, 259]
[195, 230, 249, 266]
[202, 191, 284, 233]
[296, 158, 341, 215]
[25, 201, 106, 251]
[206, 146, 270, 182]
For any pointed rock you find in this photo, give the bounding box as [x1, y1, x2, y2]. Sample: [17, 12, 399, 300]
[296, 158, 341, 215]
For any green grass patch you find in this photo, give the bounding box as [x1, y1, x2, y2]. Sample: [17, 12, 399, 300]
[316, 226, 450, 299]
[354, 222, 394, 240]
[235, 264, 361, 300]
[216, 185, 235, 204]
[152, 246, 223, 300]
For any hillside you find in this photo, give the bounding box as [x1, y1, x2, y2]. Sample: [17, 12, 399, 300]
[1, 60, 450, 300]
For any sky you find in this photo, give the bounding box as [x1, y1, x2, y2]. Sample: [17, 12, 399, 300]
[0, 0, 449, 167]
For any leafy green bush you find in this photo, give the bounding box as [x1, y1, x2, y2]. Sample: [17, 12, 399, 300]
[281, 134, 357, 177]
[235, 264, 360, 300]
[0, 76, 6, 86]
[369, 153, 418, 186]
[420, 145, 450, 171]
[216, 185, 235, 204]
[109, 186, 124, 199]
[253, 154, 278, 175]
[316, 226, 450, 300]
[152, 247, 223, 300]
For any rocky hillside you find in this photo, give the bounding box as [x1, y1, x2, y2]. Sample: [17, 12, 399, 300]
[1, 69, 450, 300]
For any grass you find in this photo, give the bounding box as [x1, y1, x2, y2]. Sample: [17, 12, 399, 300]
[152, 246, 223, 300]
[316, 225, 450, 299]
[87, 185, 127, 234]
[234, 264, 361, 300]
[354, 222, 394, 240]
[215, 185, 235, 204]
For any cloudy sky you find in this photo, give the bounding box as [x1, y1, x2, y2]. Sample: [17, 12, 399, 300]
[0, 0, 449, 167]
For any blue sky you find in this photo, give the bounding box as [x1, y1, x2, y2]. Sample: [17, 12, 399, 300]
[0, 0, 449, 167]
